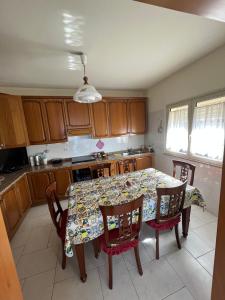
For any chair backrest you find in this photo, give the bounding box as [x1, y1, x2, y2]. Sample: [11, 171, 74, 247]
[46, 181, 63, 235]
[100, 195, 143, 247]
[90, 163, 111, 179]
[156, 181, 187, 223]
[118, 159, 137, 174]
[172, 160, 196, 186]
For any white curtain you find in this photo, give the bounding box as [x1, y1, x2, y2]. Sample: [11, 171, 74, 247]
[190, 102, 225, 161]
[166, 106, 188, 153]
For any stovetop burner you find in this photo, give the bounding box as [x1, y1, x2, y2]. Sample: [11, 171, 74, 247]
[72, 155, 96, 164]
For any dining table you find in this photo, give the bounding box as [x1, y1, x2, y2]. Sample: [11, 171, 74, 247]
[64, 168, 205, 282]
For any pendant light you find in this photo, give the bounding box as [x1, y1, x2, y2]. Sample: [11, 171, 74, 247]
[72, 52, 102, 103]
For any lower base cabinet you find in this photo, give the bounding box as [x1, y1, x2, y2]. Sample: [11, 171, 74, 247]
[0, 175, 31, 239]
[28, 168, 72, 205]
[136, 155, 153, 170]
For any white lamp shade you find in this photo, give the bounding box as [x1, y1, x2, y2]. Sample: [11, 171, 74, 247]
[74, 83, 102, 103]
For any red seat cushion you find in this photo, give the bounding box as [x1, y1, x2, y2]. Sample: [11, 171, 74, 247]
[100, 227, 139, 256]
[59, 209, 68, 241]
[146, 216, 180, 231]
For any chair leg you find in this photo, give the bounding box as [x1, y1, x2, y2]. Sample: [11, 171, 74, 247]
[175, 224, 181, 249]
[134, 245, 143, 276]
[108, 255, 113, 289]
[92, 238, 100, 258]
[61, 241, 66, 269]
[155, 230, 159, 260]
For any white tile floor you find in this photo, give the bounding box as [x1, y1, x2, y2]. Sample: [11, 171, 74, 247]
[11, 202, 217, 300]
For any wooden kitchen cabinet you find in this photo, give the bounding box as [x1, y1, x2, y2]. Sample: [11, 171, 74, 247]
[136, 155, 153, 170]
[64, 100, 91, 129]
[91, 101, 109, 137]
[52, 168, 72, 198]
[28, 172, 52, 205]
[0, 209, 23, 300]
[108, 100, 128, 136]
[23, 99, 48, 144]
[0, 94, 28, 149]
[29, 168, 71, 205]
[128, 100, 147, 134]
[1, 186, 21, 238]
[16, 175, 31, 214]
[44, 99, 67, 142]
[23, 98, 67, 144]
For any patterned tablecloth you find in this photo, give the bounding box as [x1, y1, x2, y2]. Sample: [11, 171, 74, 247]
[65, 168, 205, 257]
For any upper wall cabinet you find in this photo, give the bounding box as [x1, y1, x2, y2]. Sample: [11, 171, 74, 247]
[64, 100, 92, 136]
[0, 94, 28, 149]
[91, 101, 109, 137]
[44, 100, 67, 142]
[23, 99, 48, 144]
[108, 100, 128, 136]
[64, 100, 91, 128]
[23, 98, 67, 144]
[128, 100, 147, 134]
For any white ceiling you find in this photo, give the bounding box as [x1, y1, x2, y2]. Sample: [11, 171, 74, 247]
[0, 0, 225, 90]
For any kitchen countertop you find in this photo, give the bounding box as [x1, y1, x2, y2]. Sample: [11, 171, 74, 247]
[0, 151, 154, 195]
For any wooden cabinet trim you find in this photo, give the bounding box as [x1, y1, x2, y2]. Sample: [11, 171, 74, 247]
[128, 100, 147, 134]
[108, 100, 128, 136]
[23, 99, 49, 144]
[64, 99, 92, 129]
[91, 101, 109, 137]
[43, 99, 67, 142]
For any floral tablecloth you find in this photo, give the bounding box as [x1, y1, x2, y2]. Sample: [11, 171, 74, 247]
[65, 168, 205, 257]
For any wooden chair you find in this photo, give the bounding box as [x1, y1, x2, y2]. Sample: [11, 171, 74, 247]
[99, 195, 144, 289]
[90, 163, 111, 179]
[46, 181, 68, 269]
[146, 182, 187, 259]
[173, 160, 196, 186]
[118, 159, 137, 174]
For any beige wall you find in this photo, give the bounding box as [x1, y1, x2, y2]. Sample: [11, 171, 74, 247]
[146, 44, 225, 215]
[0, 87, 146, 98]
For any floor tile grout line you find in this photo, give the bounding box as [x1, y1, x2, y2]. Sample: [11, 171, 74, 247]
[161, 286, 187, 300]
[196, 248, 215, 259]
[165, 249, 205, 300]
[126, 263, 141, 300]
[50, 254, 58, 300]
[96, 266, 105, 300]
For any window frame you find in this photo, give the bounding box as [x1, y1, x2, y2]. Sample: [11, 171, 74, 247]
[165, 90, 225, 167]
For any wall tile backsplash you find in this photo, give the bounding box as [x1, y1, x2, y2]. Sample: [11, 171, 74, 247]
[26, 135, 145, 159]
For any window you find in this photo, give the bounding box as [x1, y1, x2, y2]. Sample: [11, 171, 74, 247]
[166, 93, 225, 163]
[166, 105, 188, 154]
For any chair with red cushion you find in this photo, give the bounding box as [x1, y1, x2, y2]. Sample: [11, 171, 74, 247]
[173, 160, 196, 186]
[46, 182, 68, 269]
[99, 195, 144, 289]
[146, 181, 187, 259]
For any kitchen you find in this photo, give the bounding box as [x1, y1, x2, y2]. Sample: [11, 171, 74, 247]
[0, 0, 225, 300]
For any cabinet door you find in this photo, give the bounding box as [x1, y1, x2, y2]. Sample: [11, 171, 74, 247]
[52, 169, 72, 198]
[0, 209, 23, 300]
[136, 156, 152, 171]
[23, 100, 48, 144]
[2, 186, 21, 236]
[108, 101, 128, 136]
[0, 94, 28, 148]
[64, 100, 91, 128]
[44, 100, 67, 142]
[91, 102, 109, 137]
[16, 175, 31, 214]
[29, 172, 51, 205]
[128, 100, 146, 134]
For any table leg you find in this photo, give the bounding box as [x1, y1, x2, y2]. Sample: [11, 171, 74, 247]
[182, 206, 191, 238]
[74, 244, 87, 282]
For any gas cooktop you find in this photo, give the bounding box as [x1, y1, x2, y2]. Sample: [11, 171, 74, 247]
[72, 155, 96, 164]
